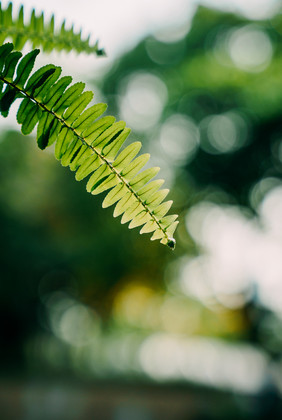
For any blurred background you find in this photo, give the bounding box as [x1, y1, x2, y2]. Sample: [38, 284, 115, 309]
[1, 0, 282, 418]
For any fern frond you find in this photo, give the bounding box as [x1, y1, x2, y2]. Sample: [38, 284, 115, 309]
[0, 2, 104, 56]
[0, 43, 178, 248]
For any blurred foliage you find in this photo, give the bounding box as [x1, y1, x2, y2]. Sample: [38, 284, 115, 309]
[101, 6, 282, 212]
[1, 4, 282, 418]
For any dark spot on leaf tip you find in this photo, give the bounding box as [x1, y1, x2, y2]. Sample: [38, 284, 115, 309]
[167, 238, 176, 250]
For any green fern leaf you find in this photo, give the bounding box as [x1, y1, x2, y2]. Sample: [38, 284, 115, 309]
[43, 76, 73, 109]
[130, 167, 160, 191]
[146, 189, 169, 209]
[55, 127, 75, 160]
[0, 2, 104, 56]
[128, 211, 151, 229]
[0, 43, 178, 248]
[75, 154, 102, 181]
[63, 91, 94, 123]
[0, 42, 13, 69]
[121, 154, 150, 180]
[53, 82, 85, 115]
[14, 49, 40, 87]
[3, 50, 22, 79]
[83, 116, 116, 143]
[102, 183, 128, 208]
[112, 142, 141, 170]
[72, 103, 107, 132]
[0, 87, 17, 116]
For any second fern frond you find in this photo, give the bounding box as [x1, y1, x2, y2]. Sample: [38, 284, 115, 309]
[0, 2, 105, 56]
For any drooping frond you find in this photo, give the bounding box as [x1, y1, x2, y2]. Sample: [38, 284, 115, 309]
[0, 2, 104, 56]
[0, 43, 178, 248]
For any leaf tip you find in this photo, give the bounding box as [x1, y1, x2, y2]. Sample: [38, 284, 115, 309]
[167, 238, 176, 250]
[160, 237, 176, 249]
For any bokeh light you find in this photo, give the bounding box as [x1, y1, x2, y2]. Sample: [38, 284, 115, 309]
[228, 25, 273, 72]
[199, 111, 248, 154]
[119, 72, 168, 132]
